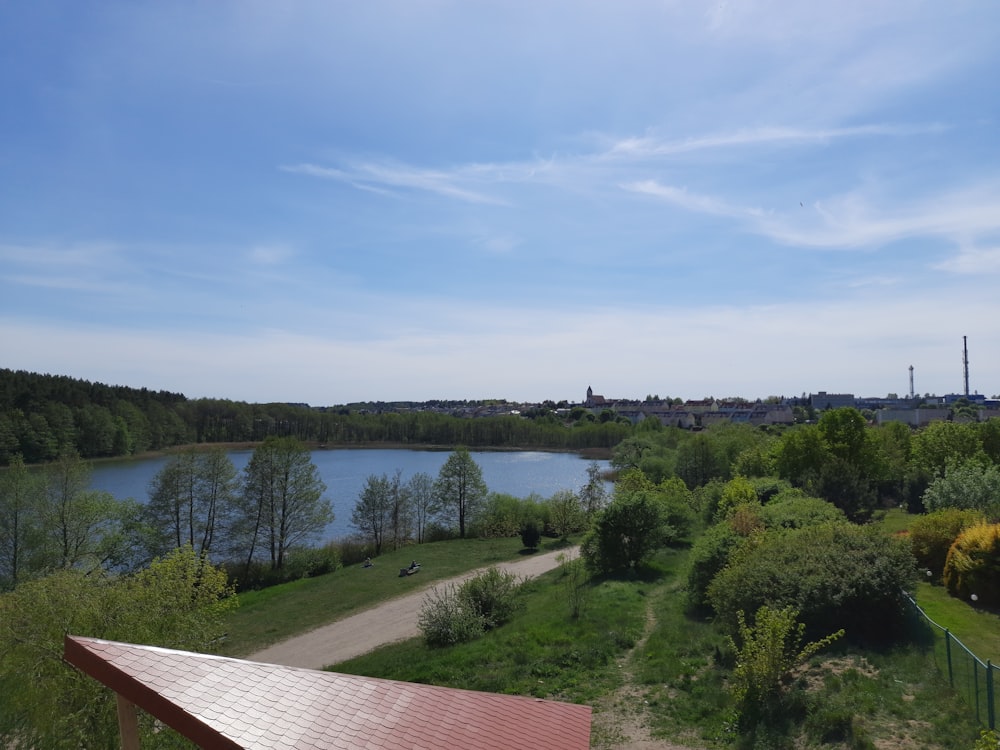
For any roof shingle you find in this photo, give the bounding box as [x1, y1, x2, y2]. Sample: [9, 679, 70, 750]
[64, 635, 591, 750]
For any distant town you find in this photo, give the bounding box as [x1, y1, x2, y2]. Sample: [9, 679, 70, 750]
[339, 384, 1000, 430]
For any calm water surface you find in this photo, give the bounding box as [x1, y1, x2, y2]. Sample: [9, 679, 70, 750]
[88, 449, 609, 542]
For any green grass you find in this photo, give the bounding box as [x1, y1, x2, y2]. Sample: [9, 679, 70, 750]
[879, 506, 914, 535]
[332, 562, 648, 705]
[914, 581, 1000, 663]
[879, 507, 1000, 663]
[220, 536, 575, 656]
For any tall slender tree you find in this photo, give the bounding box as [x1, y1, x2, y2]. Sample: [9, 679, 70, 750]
[434, 447, 487, 538]
[146, 447, 239, 557]
[406, 472, 437, 544]
[351, 473, 392, 555]
[238, 437, 332, 571]
[0, 454, 44, 589]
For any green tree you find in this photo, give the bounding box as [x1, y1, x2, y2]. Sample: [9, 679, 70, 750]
[581, 490, 671, 573]
[237, 437, 332, 571]
[579, 461, 609, 515]
[0, 454, 44, 588]
[922, 460, 1000, 518]
[73, 404, 117, 458]
[912, 420, 984, 477]
[547, 489, 584, 540]
[146, 448, 239, 557]
[434, 447, 488, 538]
[676, 433, 725, 489]
[0, 546, 235, 749]
[873, 420, 912, 501]
[38, 452, 134, 571]
[817, 407, 872, 469]
[351, 472, 395, 555]
[775, 425, 831, 488]
[406, 472, 437, 544]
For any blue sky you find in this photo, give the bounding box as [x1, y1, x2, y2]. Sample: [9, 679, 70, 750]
[2, 2, 999, 405]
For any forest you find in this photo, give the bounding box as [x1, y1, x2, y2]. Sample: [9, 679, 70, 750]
[0, 369, 630, 466]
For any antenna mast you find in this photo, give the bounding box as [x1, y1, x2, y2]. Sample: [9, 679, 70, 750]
[909, 365, 914, 400]
[963, 336, 970, 397]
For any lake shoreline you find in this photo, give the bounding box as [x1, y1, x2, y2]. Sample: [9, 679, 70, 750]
[90, 441, 613, 466]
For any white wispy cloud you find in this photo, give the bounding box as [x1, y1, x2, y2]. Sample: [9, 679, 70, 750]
[620, 180, 764, 220]
[933, 245, 1000, 275]
[622, 177, 1000, 257]
[282, 161, 508, 205]
[605, 124, 945, 159]
[761, 182, 1000, 250]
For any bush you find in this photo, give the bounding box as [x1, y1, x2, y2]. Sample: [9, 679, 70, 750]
[282, 546, 341, 579]
[707, 522, 916, 643]
[657, 476, 697, 542]
[423, 522, 459, 543]
[475, 493, 541, 538]
[520, 520, 542, 550]
[922, 461, 1000, 518]
[417, 584, 485, 647]
[757, 495, 845, 530]
[417, 567, 524, 646]
[547, 490, 585, 540]
[459, 567, 523, 630]
[943, 522, 1000, 606]
[581, 490, 672, 574]
[331, 535, 375, 567]
[909, 508, 986, 578]
[686, 520, 745, 612]
[727, 605, 842, 736]
[715, 476, 759, 521]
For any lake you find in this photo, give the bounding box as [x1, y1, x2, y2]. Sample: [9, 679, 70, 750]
[88, 448, 610, 542]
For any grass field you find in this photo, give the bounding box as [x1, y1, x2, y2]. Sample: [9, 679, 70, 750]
[220, 536, 574, 656]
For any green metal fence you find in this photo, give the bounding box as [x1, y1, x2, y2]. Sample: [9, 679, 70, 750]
[905, 593, 999, 728]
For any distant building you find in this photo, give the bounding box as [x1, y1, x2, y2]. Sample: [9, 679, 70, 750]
[810, 392, 855, 410]
[584, 386, 607, 408]
[875, 409, 950, 428]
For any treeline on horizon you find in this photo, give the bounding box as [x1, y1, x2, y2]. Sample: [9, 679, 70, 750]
[0, 369, 630, 466]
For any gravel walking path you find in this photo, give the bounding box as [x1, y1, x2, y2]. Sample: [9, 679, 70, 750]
[248, 547, 577, 670]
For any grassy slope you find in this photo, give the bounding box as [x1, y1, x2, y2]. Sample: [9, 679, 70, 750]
[222, 519, 995, 748]
[220, 536, 574, 657]
[330, 546, 985, 749]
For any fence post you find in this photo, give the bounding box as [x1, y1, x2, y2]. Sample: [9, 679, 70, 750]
[975, 659, 982, 725]
[989, 661, 995, 730]
[946, 629, 954, 686]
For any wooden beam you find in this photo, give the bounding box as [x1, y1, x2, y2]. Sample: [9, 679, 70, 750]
[116, 694, 141, 750]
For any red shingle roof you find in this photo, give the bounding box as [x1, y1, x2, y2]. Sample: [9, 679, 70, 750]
[64, 635, 591, 750]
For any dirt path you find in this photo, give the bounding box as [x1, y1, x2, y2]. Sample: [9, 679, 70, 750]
[590, 593, 697, 750]
[248, 547, 578, 669]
